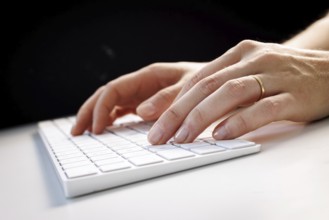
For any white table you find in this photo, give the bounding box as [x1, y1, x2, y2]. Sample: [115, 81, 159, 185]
[1, 118, 329, 220]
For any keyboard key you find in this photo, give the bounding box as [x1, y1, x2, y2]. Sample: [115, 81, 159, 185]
[116, 147, 144, 154]
[53, 149, 81, 156]
[128, 154, 163, 166]
[175, 141, 210, 149]
[100, 162, 131, 172]
[214, 139, 255, 149]
[56, 152, 85, 160]
[147, 144, 176, 152]
[62, 160, 93, 169]
[94, 157, 125, 166]
[89, 153, 118, 162]
[156, 148, 195, 160]
[190, 145, 226, 155]
[65, 165, 98, 178]
[121, 150, 151, 159]
[59, 156, 89, 165]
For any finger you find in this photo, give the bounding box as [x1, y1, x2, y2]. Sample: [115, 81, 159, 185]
[173, 76, 264, 143]
[103, 106, 137, 126]
[173, 40, 287, 103]
[174, 46, 241, 102]
[91, 67, 177, 134]
[111, 106, 136, 119]
[147, 60, 263, 145]
[212, 93, 293, 140]
[92, 75, 137, 134]
[136, 84, 182, 121]
[70, 86, 105, 135]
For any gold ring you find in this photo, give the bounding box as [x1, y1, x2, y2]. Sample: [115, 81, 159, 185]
[252, 75, 265, 101]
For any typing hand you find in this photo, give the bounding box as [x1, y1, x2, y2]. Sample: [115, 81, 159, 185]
[71, 62, 205, 136]
[147, 40, 329, 144]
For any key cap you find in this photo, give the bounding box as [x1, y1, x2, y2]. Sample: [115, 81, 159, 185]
[190, 145, 226, 155]
[62, 160, 93, 169]
[156, 148, 195, 160]
[94, 157, 125, 166]
[115, 147, 144, 154]
[100, 162, 131, 172]
[121, 150, 151, 159]
[175, 141, 210, 149]
[56, 152, 85, 160]
[147, 144, 176, 152]
[89, 153, 119, 162]
[128, 154, 163, 166]
[65, 165, 98, 178]
[214, 139, 255, 149]
[59, 156, 89, 165]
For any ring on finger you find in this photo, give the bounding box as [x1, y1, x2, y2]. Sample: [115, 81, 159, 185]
[251, 75, 265, 101]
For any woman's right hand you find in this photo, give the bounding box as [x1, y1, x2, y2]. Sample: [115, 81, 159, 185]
[70, 62, 206, 136]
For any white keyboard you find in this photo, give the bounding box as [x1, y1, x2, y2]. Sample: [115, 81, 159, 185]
[38, 114, 261, 198]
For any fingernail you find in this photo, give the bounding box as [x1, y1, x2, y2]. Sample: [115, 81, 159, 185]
[137, 102, 156, 117]
[174, 126, 189, 143]
[213, 126, 228, 139]
[148, 123, 163, 144]
[70, 125, 77, 135]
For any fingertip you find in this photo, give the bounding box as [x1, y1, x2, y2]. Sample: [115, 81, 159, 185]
[213, 125, 229, 140]
[92, 123, 103, 135]
[70, 124, 83, 136]
[70, 126, 77, 136]
[147, 123, 165, 145]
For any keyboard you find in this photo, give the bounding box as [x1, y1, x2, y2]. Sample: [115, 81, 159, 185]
[38, 114, 261, 198]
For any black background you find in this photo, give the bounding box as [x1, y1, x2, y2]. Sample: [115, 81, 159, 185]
[1, 0, 328, 130]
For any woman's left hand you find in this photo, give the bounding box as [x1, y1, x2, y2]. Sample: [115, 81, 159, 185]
[147, 40, 329, 145]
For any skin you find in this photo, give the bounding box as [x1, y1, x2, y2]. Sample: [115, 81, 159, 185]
[71, 11, 329, 145]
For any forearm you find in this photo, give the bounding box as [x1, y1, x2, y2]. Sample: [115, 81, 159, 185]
[283, 11, 329, 50]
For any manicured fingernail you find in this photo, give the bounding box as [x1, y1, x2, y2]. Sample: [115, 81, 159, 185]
[213, 126, 228, 139]
[148, 123, 163, 144]
[174, 126, 189, 143]
[137, 102, 156, 117]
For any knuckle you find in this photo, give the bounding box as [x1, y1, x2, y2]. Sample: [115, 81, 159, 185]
[191, 106, 206, 124]
[224, 79, 247, 99]
[104, 81, 115, 94]
[140, 62, 166, 76]
[90, 85, 105, 98]
[145, 62, 162, 71]
[185, 107, 207, 138]
[256, 50, 281, 63]
[145, 62, 161, 71]
[196, 76, 220, 96]
[261, 99, 281, 119]
[157, 88, 175, 103]
[105, 78, 112, 85]
[95, 85, 105, 90]
[232, 114, 249, 135]
[237, 39, 259, 52]
[166, 107, 182, 120]
[183, 67, 211, 91]
[105, 80, 114, 89]
[185, 73, 203, 90]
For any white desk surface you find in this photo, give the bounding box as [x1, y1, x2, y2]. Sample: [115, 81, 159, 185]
[1, 117, 329, 220]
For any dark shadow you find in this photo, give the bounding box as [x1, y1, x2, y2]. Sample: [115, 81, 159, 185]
[2, 0, 327, 130]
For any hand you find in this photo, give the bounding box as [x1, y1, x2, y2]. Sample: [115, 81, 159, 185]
[147, 40, 329, 145]
[71, 62, 206, 135]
